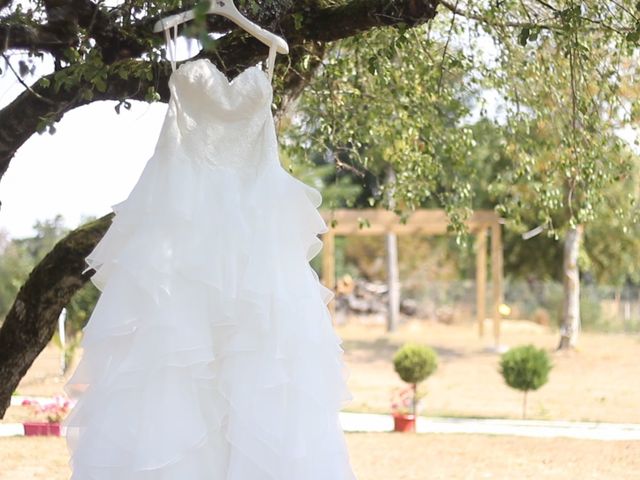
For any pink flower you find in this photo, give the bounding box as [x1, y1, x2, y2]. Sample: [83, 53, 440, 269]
[22, 396, 71, 423]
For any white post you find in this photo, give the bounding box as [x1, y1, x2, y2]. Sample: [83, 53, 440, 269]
[386, 232, 400, 332]
[384, 166, 400, 332]
[58, 308, 67, 374]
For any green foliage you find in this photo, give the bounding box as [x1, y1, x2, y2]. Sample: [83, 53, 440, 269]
[0, 216, 68, 321]
[0, 232, 32, 320]
[500, 345, 552, 393]
[284, 24, 479, 231]
[393, 343, 438, 385]
[485, 21, 640, 235]
[65, 282, 100, 335]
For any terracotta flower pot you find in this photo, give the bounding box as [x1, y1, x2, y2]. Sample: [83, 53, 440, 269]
[23, 421, 61, 436]
[392, 414, 416, 432]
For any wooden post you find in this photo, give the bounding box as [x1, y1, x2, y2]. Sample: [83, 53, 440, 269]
[386, 232, 400, 332]
[322, 232, 336, 319]
[491, 221, 504, 348]
[475, 228, 487, 338]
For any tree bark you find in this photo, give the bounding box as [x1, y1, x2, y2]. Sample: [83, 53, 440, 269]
[558, 225, 583, 350]
[0, 0, 441, 418]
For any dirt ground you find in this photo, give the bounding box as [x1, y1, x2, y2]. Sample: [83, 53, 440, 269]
[2, 434, 639, 480]
[338, 319, 640, 423]
[2, 318, 639, 478]
[8, 318, 640, 423]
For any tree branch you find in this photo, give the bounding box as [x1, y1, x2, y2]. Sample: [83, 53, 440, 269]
[532, 0, 560, 13]
[438, 0, 555, 30]
[0, 21, 78, 55]
[0, 0, 442, 182]
[1, 54, 57, 104]
[288, 0, 439, 42]
[0, 214, 112, 418]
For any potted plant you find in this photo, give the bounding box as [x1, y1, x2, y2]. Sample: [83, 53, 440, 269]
[392, 343, 438, 432]
[499, 345, 552, 418]
[390, 386, 426, 432]
[22, 396, 71, 436]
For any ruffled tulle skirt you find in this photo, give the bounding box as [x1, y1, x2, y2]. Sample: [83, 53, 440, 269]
[64, 149, 355, 479]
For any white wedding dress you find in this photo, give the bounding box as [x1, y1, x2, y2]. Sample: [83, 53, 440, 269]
[64, 48, 356, 479]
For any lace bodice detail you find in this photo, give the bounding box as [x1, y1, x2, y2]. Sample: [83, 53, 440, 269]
[155, 59, 278, 171]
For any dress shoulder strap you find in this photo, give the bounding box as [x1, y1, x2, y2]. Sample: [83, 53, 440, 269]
[163, 24, 178, 72]
[265, 43, 277, 83]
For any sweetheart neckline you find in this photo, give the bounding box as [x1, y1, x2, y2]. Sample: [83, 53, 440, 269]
[171, 58, 271, 90]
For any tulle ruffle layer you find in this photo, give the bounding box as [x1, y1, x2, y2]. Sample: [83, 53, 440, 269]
[64, 149, 355, 479]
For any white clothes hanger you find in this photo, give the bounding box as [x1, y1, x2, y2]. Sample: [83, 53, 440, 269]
[153, 0, 289, 55]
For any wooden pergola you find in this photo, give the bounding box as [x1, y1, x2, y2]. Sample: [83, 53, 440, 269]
[320, 209, 504, 345]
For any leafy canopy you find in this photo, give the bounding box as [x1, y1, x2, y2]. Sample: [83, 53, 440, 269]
[499, 344, 552, 393]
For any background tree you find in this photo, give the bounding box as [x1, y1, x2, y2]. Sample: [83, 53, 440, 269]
[284, 24, 478, 224]
[488, 32, 640, 348]
[287, 3, 640, 349]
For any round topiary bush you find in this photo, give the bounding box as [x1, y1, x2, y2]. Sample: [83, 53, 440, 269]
[394, 343, 438, 384]
[499, 344, 552, 418]
[393, 343, 438, 419]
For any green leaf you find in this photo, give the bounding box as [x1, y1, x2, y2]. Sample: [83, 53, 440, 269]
[93, 77, 107, 93]
[293, 12, 303, 30]
[626, 30, 640, 43]
[518, 27, 530, 47]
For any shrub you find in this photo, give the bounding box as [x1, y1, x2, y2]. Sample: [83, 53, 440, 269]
[393, 343, 438, 419]
[499, 345, 552, 418]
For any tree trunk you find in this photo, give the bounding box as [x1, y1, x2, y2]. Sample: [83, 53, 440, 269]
[558, 225, 583, 350]
[412, 382, 418, 431]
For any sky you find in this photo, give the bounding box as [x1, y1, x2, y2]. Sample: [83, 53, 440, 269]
[0, 92, 167, 239]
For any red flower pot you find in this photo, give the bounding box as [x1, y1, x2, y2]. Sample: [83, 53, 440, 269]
[393, 414, 416, 432]
[23, 421, 61, 436]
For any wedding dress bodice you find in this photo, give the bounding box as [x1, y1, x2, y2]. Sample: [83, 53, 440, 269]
[156, 59, 278, 171]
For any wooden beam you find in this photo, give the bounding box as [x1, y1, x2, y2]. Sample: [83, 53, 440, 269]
[318, 208, 502, 338]
[322, 232, 336, 320]
[476, 227, 487, 338]
[321, 209, 499, 235]
[491, 221, 504, 347]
